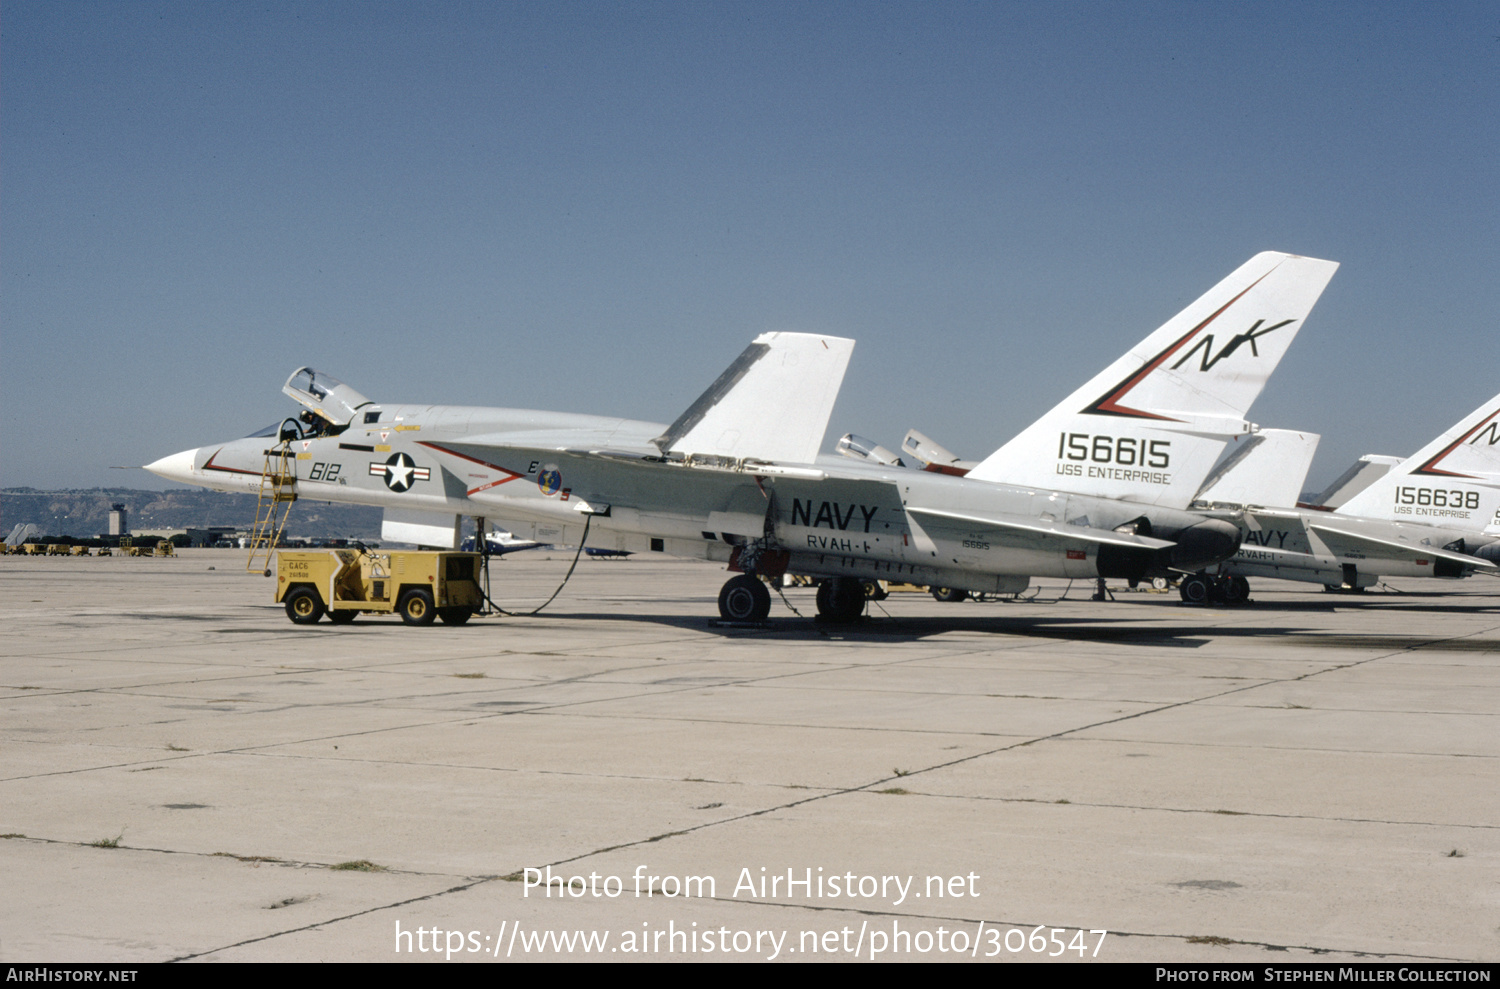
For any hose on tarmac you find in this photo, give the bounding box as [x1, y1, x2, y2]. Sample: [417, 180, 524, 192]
[478, 514, 593, 617]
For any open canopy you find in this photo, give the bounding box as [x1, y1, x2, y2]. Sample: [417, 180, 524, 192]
[282, 368, 373, 425]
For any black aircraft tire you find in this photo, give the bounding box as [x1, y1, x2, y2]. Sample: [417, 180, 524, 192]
[285, 587, 324, 625]
[398, 589, 437, 626]
[718, 574, 771, 622]
[820, 577, 866, 623]
[438, 607, 473, 626]
[931, 587, 968, 603]
[1223, 576, 1251, 604]
[1178, 575, 1212, 606]
[327, 610, 357, 625]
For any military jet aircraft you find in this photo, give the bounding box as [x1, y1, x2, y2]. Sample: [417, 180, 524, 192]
[1188, 393, 1500, 600]
[147, 251, 1335, 622]
[886, 398, 1500, 604]
[459, 527, 546, 556]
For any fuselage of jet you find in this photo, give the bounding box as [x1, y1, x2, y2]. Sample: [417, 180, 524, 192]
[1199, 396, 1500, 589]
[151, 251, 1342, 609]
[149, 400, 1241, 596]
[1212, 506, 1499, 589]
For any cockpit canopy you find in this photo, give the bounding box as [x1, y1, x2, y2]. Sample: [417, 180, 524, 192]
[282, 368, 373, 425]
[835, 432, 906, 468]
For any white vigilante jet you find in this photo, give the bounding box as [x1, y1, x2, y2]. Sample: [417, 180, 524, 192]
[1193, 394, 1500, 599]
[147, 251, 1335, 622]
[886, 401, 1500, 603]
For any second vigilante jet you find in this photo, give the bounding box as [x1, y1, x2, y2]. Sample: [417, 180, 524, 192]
[147, 251, 1335, 622]
[1191, 393, 1500, 600]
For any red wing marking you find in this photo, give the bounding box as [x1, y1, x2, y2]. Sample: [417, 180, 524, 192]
[418, 442, 527, 494]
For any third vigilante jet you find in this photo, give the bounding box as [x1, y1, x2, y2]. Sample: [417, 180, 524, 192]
[1191, 393, 1500, 600]
[147, 251, 1336, 622]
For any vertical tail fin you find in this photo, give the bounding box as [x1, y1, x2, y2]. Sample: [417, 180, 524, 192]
[1190, 428, 1321, 509]
[1302, 454, 1403, 509]
[965, 252, 1338, 509]
[1337, 393, 1500, 531]
[653, 332, 855, 465]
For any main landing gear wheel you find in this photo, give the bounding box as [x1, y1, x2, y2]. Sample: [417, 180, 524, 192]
[816, 577, 866, 623]
[285, 587, 324, 624]
[327, 609, 357, 625]
[438, 607, 473, 626]
[398, 588, 437, 626]
[931, 587, 968, 603]
[718, 574, 771, 622]
[1178, 574, 1213, 605]
[1222, 575, 1251, 605]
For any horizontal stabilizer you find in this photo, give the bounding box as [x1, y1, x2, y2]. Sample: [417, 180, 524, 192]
[909, 506, 1176, 552]
[1309, 523, 1498, 571]
[654, 332, 855, 465]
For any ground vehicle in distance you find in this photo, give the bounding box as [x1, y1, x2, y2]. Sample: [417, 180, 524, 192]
[276, 549, 484, 626]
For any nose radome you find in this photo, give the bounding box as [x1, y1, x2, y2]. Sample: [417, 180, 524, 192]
[144, 447, 200, 484]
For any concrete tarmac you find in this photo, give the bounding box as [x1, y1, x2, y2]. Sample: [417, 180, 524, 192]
[2, 549, 1496, 963]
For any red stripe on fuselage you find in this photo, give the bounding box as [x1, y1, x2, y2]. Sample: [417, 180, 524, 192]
[203, 449, 263, 476]
[418, 441, 527, 495]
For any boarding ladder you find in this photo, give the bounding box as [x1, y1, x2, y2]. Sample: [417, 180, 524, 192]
[247, 441, 298, 575]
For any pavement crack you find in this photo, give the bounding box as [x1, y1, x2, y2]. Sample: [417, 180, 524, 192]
[169, 878, 491, 962]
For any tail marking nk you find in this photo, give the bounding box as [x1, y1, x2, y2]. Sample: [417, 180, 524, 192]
[1168, 319, 1294, 372]
[1084, 267, 1280, 421]
[1411, 407, 1500, 479]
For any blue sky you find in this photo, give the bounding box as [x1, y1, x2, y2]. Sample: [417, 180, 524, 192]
[4, 1, 1496, 491]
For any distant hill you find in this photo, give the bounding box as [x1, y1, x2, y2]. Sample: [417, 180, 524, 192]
[1, 487, 381, 538]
